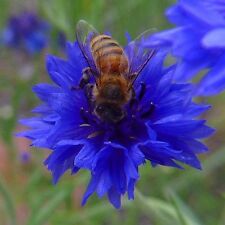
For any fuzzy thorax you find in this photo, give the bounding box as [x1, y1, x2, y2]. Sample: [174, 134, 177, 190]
[94, 74, 131, 105]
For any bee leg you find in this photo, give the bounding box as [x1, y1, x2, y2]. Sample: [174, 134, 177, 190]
[71, 67, 92, 90]
[129, 73, 138, 82]
[131, 87, 136, 99]
[139, 82, 146, 100]
[129, 88, 138, 108]
[80, 107, 90, 124]
[140, 102, 155, 118]
[80, 107, 96, 124]
[84, 83, 94, 103]
[79, 67, 93, 89]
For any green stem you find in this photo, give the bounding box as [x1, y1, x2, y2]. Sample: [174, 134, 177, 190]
[64, 203, 114, 225]
[27, 189, 69, 225]
[0, 176, 17, 225]
[135, 189, 178, 221]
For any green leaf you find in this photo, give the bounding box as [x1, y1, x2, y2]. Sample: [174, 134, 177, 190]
[135, 190, 179, 225]
[169, 191, 204, 225]
[0, 176, 17, 225]
[218, 204, 225, 225]
[27, 171, 89, 225]
[27, 188, 69, 225]
[63, 203, 113, 225]
[0, 0, 9, 27]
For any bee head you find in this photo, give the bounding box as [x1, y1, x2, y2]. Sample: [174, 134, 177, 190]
[95, 103, 125, 123]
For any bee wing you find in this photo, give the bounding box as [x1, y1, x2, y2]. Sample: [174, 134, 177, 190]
[125, 29, 157, 86]
[76, 20, 100, 76]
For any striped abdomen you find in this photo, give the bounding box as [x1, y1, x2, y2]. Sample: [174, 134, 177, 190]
[90, 35, 128, 75]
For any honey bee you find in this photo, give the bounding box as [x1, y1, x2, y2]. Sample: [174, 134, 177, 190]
[76, 20, 155, 123]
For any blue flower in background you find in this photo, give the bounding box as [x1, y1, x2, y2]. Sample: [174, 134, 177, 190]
[146, 0, 225, 96]
[19, 35, 213, 208]
[1, 11, 50, 54]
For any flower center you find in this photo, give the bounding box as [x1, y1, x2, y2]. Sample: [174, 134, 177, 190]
[78, 81, 154, 144]
[80, 81, 155, 126]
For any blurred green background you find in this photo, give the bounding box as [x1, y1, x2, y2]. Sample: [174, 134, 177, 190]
[0, 0, 224, 225]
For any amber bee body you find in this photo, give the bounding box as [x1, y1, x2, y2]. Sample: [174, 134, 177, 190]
[90, 35, 129, 74]
[76, 20, 155, 123]
[90, 34, 131, 120]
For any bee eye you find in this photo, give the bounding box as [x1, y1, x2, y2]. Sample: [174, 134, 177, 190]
[96, 105, 104, 112]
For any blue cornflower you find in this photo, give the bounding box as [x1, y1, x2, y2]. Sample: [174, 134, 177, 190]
[1, 11, 50, 54]
[19, 31, 214, 208]
[145, 0, 225, 96]
[20, 152, 31, 164]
